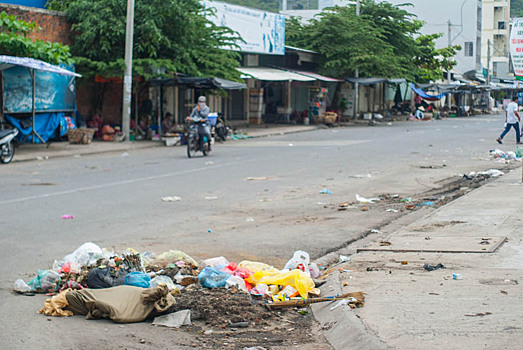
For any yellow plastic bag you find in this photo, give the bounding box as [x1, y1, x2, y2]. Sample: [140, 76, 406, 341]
[255, 270, 315, 299]
[238, 260, 276, 273]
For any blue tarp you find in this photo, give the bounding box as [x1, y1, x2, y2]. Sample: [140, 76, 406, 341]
[5, 113, 75, 143]
[410, 83, 445, 101]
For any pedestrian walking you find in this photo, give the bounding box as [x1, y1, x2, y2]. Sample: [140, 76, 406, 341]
[496, 96, 521, 145]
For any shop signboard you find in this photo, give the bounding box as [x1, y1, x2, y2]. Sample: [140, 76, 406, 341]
[202, 0, 285, 55]
[510, 18, 523, 81]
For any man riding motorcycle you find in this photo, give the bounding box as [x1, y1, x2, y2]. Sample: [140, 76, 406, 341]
[188, 96, 212, 151]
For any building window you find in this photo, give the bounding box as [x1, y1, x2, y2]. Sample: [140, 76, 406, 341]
[498, 21, 506, 30]
[464, 42, 473, 57]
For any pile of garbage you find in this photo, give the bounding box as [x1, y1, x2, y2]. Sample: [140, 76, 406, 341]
[489, 148, 522, 164]
[14, 243, 364, 325]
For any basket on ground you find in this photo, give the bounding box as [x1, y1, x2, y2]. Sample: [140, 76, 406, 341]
[68, 128, 95, 144]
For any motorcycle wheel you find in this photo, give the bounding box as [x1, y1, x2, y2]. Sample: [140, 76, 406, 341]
[0, 142, 14, 164]
[187, 134, 198, 158]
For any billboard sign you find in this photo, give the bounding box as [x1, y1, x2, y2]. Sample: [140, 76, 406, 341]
[510, 18, 523, 81]
[202, 0, 285, 55]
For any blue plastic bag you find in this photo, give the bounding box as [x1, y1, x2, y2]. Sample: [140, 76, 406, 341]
[124, 272, 151, 288]
[198, 267, 231, 288]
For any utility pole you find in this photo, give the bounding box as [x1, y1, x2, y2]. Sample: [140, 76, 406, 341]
[487, 39, 491, 111]
[121, 0, 135, 142]
[354, 0, 360, 119]
[447, 20, 452, 109]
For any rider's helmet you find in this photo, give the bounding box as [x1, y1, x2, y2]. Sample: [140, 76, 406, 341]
[198, 96, 206, 103]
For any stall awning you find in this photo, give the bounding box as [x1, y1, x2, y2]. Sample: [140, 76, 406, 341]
[236, 67, 315, 82]
[0, 55, 81, 77]
[410, 83, 445, 101]
[149, 76, 246, 90]
[345, 77, 387, 85]
[283, 69, 340, 82]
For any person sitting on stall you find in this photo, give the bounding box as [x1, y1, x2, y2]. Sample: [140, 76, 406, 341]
[136, 114, 151, 139]
[414, 106, 425, 120]
[162, 112, 177, 135]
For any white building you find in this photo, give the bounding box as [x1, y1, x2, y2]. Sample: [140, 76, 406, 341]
[481, 0, 510, 79]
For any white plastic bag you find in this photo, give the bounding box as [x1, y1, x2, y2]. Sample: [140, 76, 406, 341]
[225, 275, 248, 292]
[284, 250, 310, 271]
[308, 262, 321, 278]
[202, 256, 229, 270]
[13, 279, 31, 293]
[150, 275, 178, 292]
[63, 242, 103, 266]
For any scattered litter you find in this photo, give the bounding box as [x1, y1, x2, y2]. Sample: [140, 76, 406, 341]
[339, 255, 351, 263]
[400, 261, 408, 265]
[379, 241, 391, 246]
[245, 177, 271, 181]
[246, 218, 255, 222]
[152, 310, 191, 328]
[13, 279, 32, 293]
[452, 273, 463, 280]
[205, 161, 214, 165]
[121, 152, 129, 157]
[205, 196, 218, 200]
[464, 312, 491, 317]
[61, 215, 74, 219]
[424, 263, 445, 271]
[161, 196, 182, 202]
[330, 299, 349, 311]
[288, 143, 293, 147]
[227, 321, 249, 328]
[405, 204, 416, 210]
[208, 229, 212, 233]
[386, 209, 399, 213]
[400, 197, 412, 202]
[319, 188, 333, 194]
[361, 206, 369, 211]
[348, 174, 372, 179]
[355, 194, 380, 204]
[370, 229, 381, 234]
[422, 201, 435, 207]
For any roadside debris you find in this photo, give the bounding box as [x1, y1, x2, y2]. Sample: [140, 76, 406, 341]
[245, 177, 270, 181]
[489, 149, 521, 164]
[355, 194, 380, 204]
[61, 215, 74, 219]
[17, 243, 364, 332]
[161, 196, 182, 202]
[319, 188, 333, 194]
[424, 263, 445, 271]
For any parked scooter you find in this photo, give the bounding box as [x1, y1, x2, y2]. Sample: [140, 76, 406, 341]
[0, 127, 18, 164]
[214, 113, 229, 142]
[186, 116, 211, 158]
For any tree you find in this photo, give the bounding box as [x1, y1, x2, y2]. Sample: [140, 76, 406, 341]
[46, 0, 242, 80]
[511, 0, 523, 18]
[285, 0, 460, 83]
[414, 33, 461, 83]
[0, 11, 72, 64]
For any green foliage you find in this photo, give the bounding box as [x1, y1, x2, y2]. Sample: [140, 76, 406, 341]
[47, 0, 242, 80]
[219, 0, 279, 12]
[0, 11, 72, 64]
[414, 33, 461, 83]
[286, 0, 460, 83]
[511, 0, 523, 18]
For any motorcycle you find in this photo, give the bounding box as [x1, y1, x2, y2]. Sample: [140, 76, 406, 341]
[0, 127, 18, 164]
[213, 113, 229, 142]
[186, 116, 212, 158]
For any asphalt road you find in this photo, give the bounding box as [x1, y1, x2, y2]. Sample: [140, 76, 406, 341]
[0, 115, 515, 348]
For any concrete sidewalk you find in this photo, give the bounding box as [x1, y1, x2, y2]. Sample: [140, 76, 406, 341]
[313, 167, 523, 349]
[12, 124, 320, 162]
